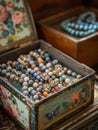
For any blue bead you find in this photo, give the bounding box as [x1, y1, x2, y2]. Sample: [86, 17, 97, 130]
[67, 23, 71, 26]
[1, 64, 7, 69]
[30, 90, 36, 96]
[84, 31, 89, 36]
[70, 30, 75, 35]
[71, 23, 75, 28]
[33, 72, 38, 77]
[30, 70, 35, 75]
[75, 31, 79, 36]
[79, 25, 84, 30]
[84, 25, 89, 30]
[28, 80, 33, 85]
[1, 69, 7, 76]
[26, 57, 31, 63]
[52, 59, 58, 65]
[65, 27, 69, 31]
[88, 24, 93, 29]
[93, 25, 97, 30]
[41, 66, 46, 71]
[36, 75, 41, 80]
[37, 48, 42, 53]
[45, 57, 50, 62]
[79, 31, 84, 37]
[15, 61, 19, 65]
[72, 72, 77, 77]
[68, 28, 72, 33]
[36, 88, 42, 92]
[75, 24, 79, 29]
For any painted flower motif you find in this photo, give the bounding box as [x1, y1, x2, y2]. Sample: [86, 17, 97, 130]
[71, 92, 80, 104]
[7, 1, 14, 8]
[0, 5, 8, 22]
[12, 11, 25, 24]
[81, 91, 87, 98]
[7, 103, 18, 119]
[0, 85, 8, 99]
[0, 25, 4, 31]
[2, 30, 9, 38]
[7, 21, 14, 28]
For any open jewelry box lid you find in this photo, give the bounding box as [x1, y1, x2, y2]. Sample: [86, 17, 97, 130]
[0, 0, 37, 55]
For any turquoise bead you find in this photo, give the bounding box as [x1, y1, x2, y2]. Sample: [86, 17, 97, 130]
[79, 24, 84, 30]
[75, 24, 79, 29]
[79, 31, 84, 37]
[72, 72, 77, 77]
[71, 30, 75, 35]
[75, 31, 79, 36]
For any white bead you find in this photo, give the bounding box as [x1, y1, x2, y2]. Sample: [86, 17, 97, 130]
[33, 82, 39, 88]
[30, 61, 34, 65]
[23, 90, 29, 96]
[49, 72, 53, 76]
[28, 87, 33, 92]
[27, 68, 32, 72]
[21, 74, 25, 79]
[46, 63, 51, 68]
[77, 74, 82, 79]
[65, 78, 70, 84]
[24, 76, 29, 82]
[64, 67, 67, 72]
[67, 70, 72, 75]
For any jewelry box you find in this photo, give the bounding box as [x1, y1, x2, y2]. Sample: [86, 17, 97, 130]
[0, 1, 95, 130]
[39, 6, 98, 67]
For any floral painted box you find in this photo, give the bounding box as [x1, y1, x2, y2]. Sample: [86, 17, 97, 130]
[0, 0, 95, 130]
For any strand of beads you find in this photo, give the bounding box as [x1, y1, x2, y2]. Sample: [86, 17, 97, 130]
[60, 11, 98, 38]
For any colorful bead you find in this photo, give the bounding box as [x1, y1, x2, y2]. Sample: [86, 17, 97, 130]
[43, 91, 48, 97]
[36, 75, 41, 80]
[33, 82, 39, 89]
[72, 72, 77, 77]
[28, 80, 33, 86]
[28, 87, 33, 92]
[30, 89, 36, 96]
[24, 76, 29, 82]
[22, 86, 28, 91]
[65, 78, 70, 84]
[23, 90, 29, 96]
[1, 69, 7, 76]
[36, 87, 42, 92]
[52, 59, 58, 65]
[33, 95, 39, 100]
[67, 70, 72, 75]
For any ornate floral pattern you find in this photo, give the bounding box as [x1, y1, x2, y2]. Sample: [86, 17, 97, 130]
[0, 84, 29, 129]
[0, 0, 31, 47]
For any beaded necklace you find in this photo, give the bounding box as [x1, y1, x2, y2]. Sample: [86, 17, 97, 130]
[61, 11, 98, 38]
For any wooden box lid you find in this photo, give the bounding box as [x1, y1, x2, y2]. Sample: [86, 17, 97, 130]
[0, 0, 37, 54]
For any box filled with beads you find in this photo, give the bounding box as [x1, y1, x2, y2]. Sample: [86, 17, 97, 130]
[0, 1, 95, 130]
[39, 6, 98, 66]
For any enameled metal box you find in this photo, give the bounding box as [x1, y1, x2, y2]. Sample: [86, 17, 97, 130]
[0, 1, 95, 130]
[39, 6, 98, 67]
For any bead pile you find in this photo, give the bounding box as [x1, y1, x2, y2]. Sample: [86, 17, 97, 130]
[61, 11, 98, 38]
[0, 48, 82, 102]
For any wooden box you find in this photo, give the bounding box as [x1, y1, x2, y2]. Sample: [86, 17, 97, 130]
[0, 0, 95, 130]
[39, 6, 98, 67]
